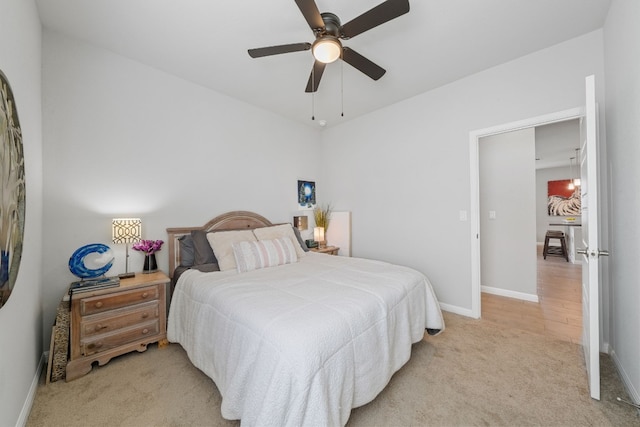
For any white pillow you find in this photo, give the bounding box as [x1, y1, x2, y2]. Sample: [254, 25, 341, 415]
[206, 230, 257, 271]
[253, 224, 307, 258]
[232, 238, 298, 273]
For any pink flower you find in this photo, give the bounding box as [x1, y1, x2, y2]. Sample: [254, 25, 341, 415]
[132, 239, 164, 255]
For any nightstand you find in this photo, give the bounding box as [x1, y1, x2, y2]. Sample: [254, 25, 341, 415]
[310, 246, 340, 255]
[65, 271, 170, 381]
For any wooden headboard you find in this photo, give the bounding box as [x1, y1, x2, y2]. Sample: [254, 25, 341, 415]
[166, 211, 273, 278]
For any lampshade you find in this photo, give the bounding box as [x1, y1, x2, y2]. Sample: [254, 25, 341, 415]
[293, 216, 308, 231]
[314, 226, 325, 243]
[112, 218, 142, 244]
[312, 37, 342, 63]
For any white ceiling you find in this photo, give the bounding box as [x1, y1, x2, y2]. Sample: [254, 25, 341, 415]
[535, 119, 581, 170]
[35, 0, 611, 129]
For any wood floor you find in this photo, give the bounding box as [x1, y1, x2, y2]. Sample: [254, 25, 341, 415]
[481, 244, 583, 344]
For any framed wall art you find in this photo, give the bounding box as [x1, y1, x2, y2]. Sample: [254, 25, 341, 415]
[547, 179, 580, 216]
[0, 69, 26, 309]
[297, 180, 316, 210]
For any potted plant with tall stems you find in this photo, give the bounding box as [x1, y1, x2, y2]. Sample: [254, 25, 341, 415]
[313, 203, 332, 248]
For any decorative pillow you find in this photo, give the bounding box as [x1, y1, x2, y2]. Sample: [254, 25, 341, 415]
[178, 235, 195, 267]
[232, 238, 298, 273]
[206, 229, 257, 271]
[192, 262, 219, 273]
[191, 230, 217, 265]
[253, 224, 307, 258]
[292, 227, 310, 252]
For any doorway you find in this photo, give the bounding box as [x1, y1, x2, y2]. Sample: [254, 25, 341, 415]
[469, 107, 585, 318]
[476, 118, 584, 343]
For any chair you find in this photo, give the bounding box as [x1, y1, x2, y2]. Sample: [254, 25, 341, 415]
[543, 230, 568, 261]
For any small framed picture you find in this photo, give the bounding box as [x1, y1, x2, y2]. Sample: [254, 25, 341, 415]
[297, 180, 316, 210]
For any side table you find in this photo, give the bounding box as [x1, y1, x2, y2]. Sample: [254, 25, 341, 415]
[310, 246, 340, 255]
[65, 271, 170, 381]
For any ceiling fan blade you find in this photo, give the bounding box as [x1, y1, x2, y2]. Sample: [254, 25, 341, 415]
[341, 0, 410, 39]
[295, 0, 325, 31]
[342, 47, 386, 80]
[305, 61, 327, 93]
[248, 42, 311, 58]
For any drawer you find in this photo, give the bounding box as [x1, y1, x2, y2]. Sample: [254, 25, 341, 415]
[80, 320, 160, 356]
[80, 285, 159, 315]
[81, 301, 160, 337]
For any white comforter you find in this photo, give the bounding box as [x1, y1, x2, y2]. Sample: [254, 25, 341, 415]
[167, 253, 443, 426]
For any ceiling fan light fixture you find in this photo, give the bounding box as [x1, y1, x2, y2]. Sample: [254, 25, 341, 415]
[312, 37, 342, 63]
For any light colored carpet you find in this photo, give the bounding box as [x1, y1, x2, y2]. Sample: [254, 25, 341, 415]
[27, 312, 639, 426]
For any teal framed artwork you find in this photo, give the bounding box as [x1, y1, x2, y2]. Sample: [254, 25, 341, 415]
[297, 180, 316, 210]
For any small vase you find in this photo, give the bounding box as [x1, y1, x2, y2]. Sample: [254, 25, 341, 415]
[143, 253, 158, 274]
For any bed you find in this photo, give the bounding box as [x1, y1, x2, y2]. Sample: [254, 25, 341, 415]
[166, 211, 444, 426]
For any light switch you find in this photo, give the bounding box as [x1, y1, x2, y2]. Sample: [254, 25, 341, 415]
[459, 210, 468, 221]
[489, 210, 496, 220]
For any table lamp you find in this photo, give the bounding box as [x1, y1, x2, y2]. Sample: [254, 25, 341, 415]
[112, 218, 142, 279]
[314, 226, 326, 249]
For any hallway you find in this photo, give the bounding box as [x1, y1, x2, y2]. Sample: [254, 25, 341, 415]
[481, 243, 582, 344]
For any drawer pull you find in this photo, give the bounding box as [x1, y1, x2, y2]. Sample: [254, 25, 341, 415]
[88, 341, 103, 350]
[141, 313, 149, 319]
[141, 292, 149, 299]
[95, 324, 108, 331]
[142, 328, 149, 335]
[95, 302, 103, 308]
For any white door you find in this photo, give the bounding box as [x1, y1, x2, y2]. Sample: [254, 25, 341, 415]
[578, 75, 606, 400]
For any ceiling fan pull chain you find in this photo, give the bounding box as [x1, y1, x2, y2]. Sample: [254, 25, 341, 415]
[341, 57, 344, 117]
[311, 65, 315, 120]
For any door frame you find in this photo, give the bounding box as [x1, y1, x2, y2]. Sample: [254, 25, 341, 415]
[469, 107, 584, 318]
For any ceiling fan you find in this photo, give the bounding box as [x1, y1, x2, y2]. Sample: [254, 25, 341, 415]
[248, 0, 410, 93]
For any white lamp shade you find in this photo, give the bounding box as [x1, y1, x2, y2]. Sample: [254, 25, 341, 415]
[314, 226, 325, 242]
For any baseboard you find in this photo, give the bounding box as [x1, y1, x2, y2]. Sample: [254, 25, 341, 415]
[610, 348, 640, 407]
[481, 286, 539, 303]
[15, 352, 46, 427]
[439, 302, 476, 318]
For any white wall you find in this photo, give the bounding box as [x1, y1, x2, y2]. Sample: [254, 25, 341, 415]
[41, 31, 322, 345]
[479, 129, 537, 298]
[0, 1, 43, 426]
[320, 30, 605, 313]
[603, 0, 640, 403]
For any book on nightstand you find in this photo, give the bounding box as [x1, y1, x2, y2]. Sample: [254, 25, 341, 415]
[69, 276, 120, 294]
